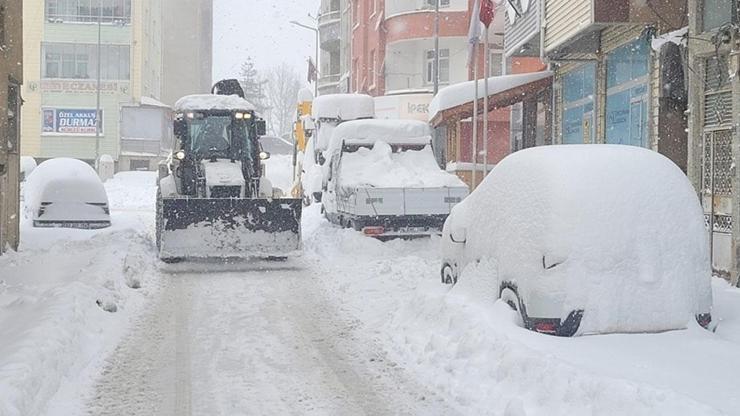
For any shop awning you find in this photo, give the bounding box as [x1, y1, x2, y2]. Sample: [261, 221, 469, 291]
[429, 71, 553, 127]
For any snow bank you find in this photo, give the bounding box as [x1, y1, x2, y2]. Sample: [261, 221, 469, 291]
[311, 94, 374, 120]
[24, 158, 109, 220]
[20, 156, 37, 180]
[0, 172, 162, 416]
[339, 143, 466, 188]
[174, 94, 256, 112]
[428, 71, 553, 121]
[448, 144, 711, 334]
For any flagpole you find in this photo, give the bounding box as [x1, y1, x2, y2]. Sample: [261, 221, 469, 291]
[472, 42, 479, 190]
[482, 25, 489, 177]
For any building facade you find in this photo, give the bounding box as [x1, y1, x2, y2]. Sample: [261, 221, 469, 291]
[318, 0, 351, 95]
[687, 0, 739, 283]
[0, 0, 23, 254]
[160, 0, 212, 106]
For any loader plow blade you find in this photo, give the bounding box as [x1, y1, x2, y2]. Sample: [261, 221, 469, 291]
[159, 198, 302, 259]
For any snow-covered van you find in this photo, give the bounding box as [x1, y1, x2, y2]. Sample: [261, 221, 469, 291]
[302, 94, 375, 203]
[440, 145, 712, 336]
[322, 119, 469, 238]
[25, 158, 111, 229]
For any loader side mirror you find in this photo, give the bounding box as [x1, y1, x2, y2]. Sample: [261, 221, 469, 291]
[174, 119, 188, 138]
[255, 119, 267, 136]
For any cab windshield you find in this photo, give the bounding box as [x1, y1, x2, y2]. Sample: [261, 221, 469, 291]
[188, 115, 253, 160]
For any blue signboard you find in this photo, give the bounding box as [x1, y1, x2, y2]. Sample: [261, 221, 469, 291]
[42, 108, 102, 135]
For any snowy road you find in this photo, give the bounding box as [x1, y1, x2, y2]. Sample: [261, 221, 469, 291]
[4, 171, 740, 416]
[86, 261, 455, 415]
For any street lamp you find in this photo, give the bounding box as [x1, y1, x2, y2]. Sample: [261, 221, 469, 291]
[290, 19, 319, 96]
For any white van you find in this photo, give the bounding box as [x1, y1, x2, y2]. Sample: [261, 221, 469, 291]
[441, 145, 712, 336]
[25, 158, 111, 229]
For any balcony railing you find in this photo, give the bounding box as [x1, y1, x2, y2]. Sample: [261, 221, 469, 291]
[318, 10, 341, 27]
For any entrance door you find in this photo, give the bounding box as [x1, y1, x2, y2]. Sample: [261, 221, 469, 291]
[703, 129, 734, 275]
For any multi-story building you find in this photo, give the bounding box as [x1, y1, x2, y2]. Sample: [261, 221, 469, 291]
[0, 0, 24, 254]
[160, 0, 212, 106]
[318, 0, 351, 95]
[21, 0, 211, 169]
[686, 0, 739, 283]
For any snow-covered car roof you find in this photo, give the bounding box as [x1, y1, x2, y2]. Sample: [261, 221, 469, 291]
[311, 93, 375, 120]
[25, 158, 109, 210]
[446, 144, 711, 334]
[327, 119, 432, 155]
[174, 94, 256, 112]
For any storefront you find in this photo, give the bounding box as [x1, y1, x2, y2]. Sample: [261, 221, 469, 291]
[605, 39, 650, 148]
[561, 63, 596, 145]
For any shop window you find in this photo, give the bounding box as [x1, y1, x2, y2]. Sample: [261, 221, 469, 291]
[426, 49, 449, 84]
[702, 0, 738, 32]
[129, 159, 150, 171]
[561, 63, 596, 144]
[605, 39, 649, 147]
[425, 0, 451, 8]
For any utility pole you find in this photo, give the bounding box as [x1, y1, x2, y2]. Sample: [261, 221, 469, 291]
[94, 0, 102, 163]
[433, 0, 440, 95]
[290, 19, 319, 96]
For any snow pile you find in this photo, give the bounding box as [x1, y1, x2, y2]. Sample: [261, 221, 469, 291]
[174, 94, 256, 112]
[339, 143, 467, 189]
[651, 26, 688, 51]
[301, 205, 740, 415]
[0, 173, 162, 416]
[311, 94, 374, 121]
[428, 71, 553, 120]
[447, 144, 711, 334]
[24, 158, 109, 221]
[19, 156, 37, 180]
[327, 119, 432, 155]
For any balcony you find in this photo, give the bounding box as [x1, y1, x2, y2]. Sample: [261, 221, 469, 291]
[319, 10, 341, 51]
[543, 0, 688, 57]
[318, 73, 343, 95]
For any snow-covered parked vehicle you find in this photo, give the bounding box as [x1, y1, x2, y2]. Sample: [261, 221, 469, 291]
[20, 156, 37, 182]
[303, 93, 375, 203]
[24, 158, 111, 229]
[322, 119, 469, 238]
[441, 145, 712, 336]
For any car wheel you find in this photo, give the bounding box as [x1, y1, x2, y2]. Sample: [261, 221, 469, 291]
[500, 284, 527, 327]
[441, 264, 457, 285]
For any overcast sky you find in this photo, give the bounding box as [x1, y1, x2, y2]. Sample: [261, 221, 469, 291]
[212, 0, 321, 85]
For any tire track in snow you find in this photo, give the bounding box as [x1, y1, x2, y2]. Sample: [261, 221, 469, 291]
[173, 276, 193, 416]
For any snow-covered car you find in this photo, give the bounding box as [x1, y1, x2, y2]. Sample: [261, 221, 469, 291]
[441, 145, 712, 336]
[20, 156, 37, 182]
[25, 158, 111, 229]
[322, 119, 469, 238]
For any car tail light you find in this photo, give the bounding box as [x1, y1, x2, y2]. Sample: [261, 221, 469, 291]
[534, 322, 558, 334]
[363, 226, 385, 236]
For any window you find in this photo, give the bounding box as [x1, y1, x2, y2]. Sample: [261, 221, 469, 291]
[369, 50, 376, 87]
[561, 63, 596, 144]
[489, 51, 503, 77]
[425, 0, 451, 8]
[42, 43, 130, 80]
[605, 39, 650, 147]
[703, 0, 738, 32]
[426, 49, 449, 84]
[45, 0, 132, 24]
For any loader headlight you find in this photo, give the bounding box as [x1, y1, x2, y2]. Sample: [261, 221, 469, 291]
[186, 112, 195, 119]
[234, 112, 252, 120]
[174, 150, 186, 160]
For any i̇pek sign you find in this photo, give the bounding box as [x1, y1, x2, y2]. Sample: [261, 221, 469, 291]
[42, 108, 103, 135]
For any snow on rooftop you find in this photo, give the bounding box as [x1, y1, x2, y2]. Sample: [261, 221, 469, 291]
[140, 96, 171, 108]
[428, 71, 553, 121]
[651, 26, 688, 51]
[312, 93, 375, 120]
[174, 94, 256, 112]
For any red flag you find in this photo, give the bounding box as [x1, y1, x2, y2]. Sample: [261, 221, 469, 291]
[480, 0, 495, 28]
[308, 58, 318, 83]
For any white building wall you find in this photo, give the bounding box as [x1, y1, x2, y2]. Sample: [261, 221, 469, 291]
[385, 36, 468, 93]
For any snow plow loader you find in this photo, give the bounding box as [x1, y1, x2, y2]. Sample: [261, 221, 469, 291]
[155, 80, 302, 262]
